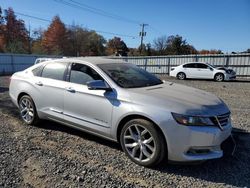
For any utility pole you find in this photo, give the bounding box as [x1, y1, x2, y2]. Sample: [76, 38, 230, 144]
[139, 23, 148, 54]
[28, 24, 31, 54]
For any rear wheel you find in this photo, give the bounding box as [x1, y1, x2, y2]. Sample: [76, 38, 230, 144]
[177, 72, 186, 80]
[214, 73, 224, 82]
[120, 119, 167, 167]
[19, 95, 40, 125]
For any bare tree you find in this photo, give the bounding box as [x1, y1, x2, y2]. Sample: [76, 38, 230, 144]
[153, 36, 168, 55]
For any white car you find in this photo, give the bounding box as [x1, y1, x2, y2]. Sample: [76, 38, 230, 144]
[170, 62, 236, 81]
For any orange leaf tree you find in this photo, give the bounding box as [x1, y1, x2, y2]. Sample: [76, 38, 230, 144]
[42, 16, 68, 55]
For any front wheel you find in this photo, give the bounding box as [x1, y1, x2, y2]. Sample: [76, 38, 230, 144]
[120, 119, 167, 167]
[214, 73, 224, 82]
[19, 95, 40, 125]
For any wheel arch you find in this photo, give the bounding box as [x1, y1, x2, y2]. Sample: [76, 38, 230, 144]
[214, 72, 225, 80]
[17, 92, 30, 103]
[177, 72, 186, 79]
[116, 114, 168, 150]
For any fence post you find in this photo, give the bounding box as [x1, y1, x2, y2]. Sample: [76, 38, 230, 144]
[168, 57, 171, 75]
[144, 58, 148, 70]
[225, 55, 229, 67]
[195, 55, 199, 62]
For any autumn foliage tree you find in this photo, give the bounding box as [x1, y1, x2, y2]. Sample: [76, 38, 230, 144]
[199, 49, 223, 54]
[0, 7, 29, 53]
[42, 16, 67, 55]
[0, 7, 5, 52]
[106, 37, 129, 56]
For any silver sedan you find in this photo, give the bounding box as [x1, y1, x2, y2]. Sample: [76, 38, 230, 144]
[9, 57, 232, 167]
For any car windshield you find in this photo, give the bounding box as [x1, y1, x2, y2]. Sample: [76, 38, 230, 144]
[206, 63, 216, 68]
[98, 63, 163, 88]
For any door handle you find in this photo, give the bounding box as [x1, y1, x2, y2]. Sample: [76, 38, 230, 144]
[66, 87, 75, 93]
[35, 81, 43, 86]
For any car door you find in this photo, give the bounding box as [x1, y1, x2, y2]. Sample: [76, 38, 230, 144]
[182, 63, 197, 78]
[63, 62, 115, 137]
[196, 63, 214, 79]
[32, 62, 68, 120]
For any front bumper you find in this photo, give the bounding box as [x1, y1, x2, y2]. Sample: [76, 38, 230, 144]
[161, 119, 232, 162]
[224, 73, 236, 80]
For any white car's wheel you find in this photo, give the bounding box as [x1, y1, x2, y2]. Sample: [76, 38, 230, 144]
[214, 73, 224, 82]
[177, 72, 186, 80]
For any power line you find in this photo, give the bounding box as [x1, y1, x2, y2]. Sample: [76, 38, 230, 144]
[148, 25, 163, 36]
[94, 30, 137, 38]
[68, 0, 140, 24]
[54, 0, 141, 25]
[15, 11, 137, 39]
[15, 12, 51, 22]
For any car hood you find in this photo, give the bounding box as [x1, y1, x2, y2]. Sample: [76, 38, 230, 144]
[216, 67, 234, 72]
[128, 82, 229, 116]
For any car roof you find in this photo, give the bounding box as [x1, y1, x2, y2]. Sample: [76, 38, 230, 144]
[184, 62, 207, 64]
[51, 57, 125, 65]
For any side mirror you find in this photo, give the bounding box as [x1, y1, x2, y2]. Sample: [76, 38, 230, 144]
[87, 80, 112, 91]
[209, 67, 214, 71]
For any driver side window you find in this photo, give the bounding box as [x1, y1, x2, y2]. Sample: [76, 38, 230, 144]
[69, 63, 103, 85]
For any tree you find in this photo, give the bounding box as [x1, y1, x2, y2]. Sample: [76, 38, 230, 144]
[153, 35, 197, 55]
[31, 28, 45, 54]
[106, 37, 129, 56]
[199, 49, 223, 54]
[85, 31, 106, 56]
[0, 7, 5, 52]
[165, 35, 196, 55]
[66, 25, 89, 56]
[2, 7, 29, 53]
[67, 26, 106, 56]
[153, 36, 168, 55]
[42, 16, 67, 55]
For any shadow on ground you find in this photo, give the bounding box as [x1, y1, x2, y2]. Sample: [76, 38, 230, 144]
[1, 91, 250, 187]
[179, 78, 250, 83]
[0, 87, 9, 93]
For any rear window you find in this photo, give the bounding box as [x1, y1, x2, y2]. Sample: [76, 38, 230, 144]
[32, 65, 44, 76]
[41, 62, 67, 81]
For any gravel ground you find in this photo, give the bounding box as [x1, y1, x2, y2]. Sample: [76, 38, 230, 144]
[0, 75, 250, 188]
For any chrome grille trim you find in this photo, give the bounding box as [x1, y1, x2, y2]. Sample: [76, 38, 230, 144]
[210, 112, 230, 130]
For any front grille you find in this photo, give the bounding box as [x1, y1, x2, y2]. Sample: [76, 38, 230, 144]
[210, 112, 230, 129]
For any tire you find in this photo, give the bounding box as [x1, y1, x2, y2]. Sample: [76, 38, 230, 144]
[214, 73, 224, 82]
[177, 72, 186, 80]
[18, 95, 40, 125]
[120, 119, 167, 167]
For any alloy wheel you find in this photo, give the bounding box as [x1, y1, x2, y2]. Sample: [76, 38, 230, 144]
[123, 124, 156, 162]
[177, 73, 185, 80]
[19, 97, 34, 124]
[215, 74, 224, 81]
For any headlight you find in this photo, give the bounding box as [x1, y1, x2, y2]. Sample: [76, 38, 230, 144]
[171, 113, 214, 126]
